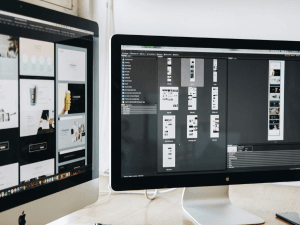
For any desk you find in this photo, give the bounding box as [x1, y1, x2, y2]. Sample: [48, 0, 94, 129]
[49, 176, 300, 225]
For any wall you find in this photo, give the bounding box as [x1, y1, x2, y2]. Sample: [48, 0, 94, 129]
[20, 0, 79, 16]
[113, 0, 300, 41]
[93, 0, 111, 174]
[20, 0, 94, 19]
[78, 0, 93, 20]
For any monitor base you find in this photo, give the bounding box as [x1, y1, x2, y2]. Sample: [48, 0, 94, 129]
[181, 185, 265, 225]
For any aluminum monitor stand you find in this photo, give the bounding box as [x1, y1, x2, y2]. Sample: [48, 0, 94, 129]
[182, 186, 265, 225]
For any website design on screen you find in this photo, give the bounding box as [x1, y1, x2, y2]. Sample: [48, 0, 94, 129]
[0, 10, 93, 199]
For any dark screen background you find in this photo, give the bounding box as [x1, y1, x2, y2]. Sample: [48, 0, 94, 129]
[228, 60, 300, 145]
[121, 57, 158, 176]
[227, 60, 269, 144]
[121, 49, 300, 177]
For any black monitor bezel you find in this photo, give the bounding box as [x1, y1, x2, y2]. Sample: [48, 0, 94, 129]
[0, 0, 98, 212]
[111, 34, 300, 191]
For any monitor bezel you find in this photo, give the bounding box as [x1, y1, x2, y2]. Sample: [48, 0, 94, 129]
[111, 34, 300, 191]
[0, 0, 99, 212]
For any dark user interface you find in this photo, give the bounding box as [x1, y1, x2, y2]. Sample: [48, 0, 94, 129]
[0, 10, 93, 198]
[121, 46, 300, 178]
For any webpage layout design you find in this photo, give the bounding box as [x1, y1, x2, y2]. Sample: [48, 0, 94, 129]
[57, 45, 87, 82]
[160, 87, 179, 110]
[0, 163, 18, 191]
[167, 67, 172, 82]
[167, 66, 172, 75]
[163, 144, 175, 168]
[190, 58, 195, 82]
[56, 44, 87, 173]
[58, 160, 85, 173]
[58, 147, 85, 163]
[210, 115, 219, 138]
[268, 60, 285, 141]
[188, 87, 197, 110]
[0, 35, 18, 130]
[187, 115, 198, 138]
[58, 83, 85, 115]
[213, 59, 218, 82]
[19, 79, 55, 184]
[212, 87, 218, 110]
[181, 58, 204, 87]
[57, 115, 86, 149]
[0, 80, 18, 130]
[0, 31, 89, 193]
[20, 79, 55, 137]
[163, 115, 176, 139]
[0, 35, 18, 76]
[20, 159, 54, 183]
[167, 58, 172, 83]
[19, 38, 54, 77]
[0, 34, 19, 191]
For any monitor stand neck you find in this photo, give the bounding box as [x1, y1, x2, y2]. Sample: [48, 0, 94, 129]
[181, 185, 265, 225]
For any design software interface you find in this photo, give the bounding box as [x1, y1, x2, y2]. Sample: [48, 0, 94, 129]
[121, 45, 300, 177]
[0, 10, 93, 198]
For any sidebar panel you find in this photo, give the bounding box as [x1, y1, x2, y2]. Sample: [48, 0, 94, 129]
[120, 56, 158, 177]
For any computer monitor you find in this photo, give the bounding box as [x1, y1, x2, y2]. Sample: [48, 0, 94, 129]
[0, 1, 99, 224]
[110, 34, 300, 224]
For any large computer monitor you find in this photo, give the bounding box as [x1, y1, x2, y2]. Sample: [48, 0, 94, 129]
[110, 34, 300, 224]
[0, 1, 99, 224]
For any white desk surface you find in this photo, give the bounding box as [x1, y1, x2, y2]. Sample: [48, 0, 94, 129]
[48, 176, 300, 225]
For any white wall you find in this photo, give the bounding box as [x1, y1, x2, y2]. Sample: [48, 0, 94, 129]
[78, 0, 93, 20]
[113, 0, 300, 41]
[94, 0, 111, 173]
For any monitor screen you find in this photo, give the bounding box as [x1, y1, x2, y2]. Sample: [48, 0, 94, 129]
[120, 45, 300, 178]
[0, 8, 96, 206]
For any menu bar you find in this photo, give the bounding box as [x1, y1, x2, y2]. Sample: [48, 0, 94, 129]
[0, 10, 94, 36]
[122, 45, 300, 55]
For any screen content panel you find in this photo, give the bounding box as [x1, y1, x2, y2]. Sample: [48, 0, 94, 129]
[0, 10, 93, 198]
[121, 45, 300, 178]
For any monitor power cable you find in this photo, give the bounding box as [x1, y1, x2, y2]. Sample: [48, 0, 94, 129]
[84, 178, 177, 209]
[145, 189, 158, 200]
[96, 177, 177, 203]
[98, 170, 177, 200]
